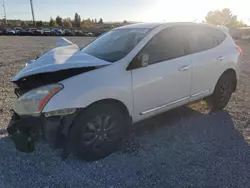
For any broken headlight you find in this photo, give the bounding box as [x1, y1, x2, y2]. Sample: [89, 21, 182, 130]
[13, 84, 63, 116]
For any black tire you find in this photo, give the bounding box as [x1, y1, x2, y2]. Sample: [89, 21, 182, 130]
[70, 103, 125, 161]
[208, 72, 233, 110]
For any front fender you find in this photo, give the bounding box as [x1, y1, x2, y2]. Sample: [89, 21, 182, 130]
[42, 57, 133, 118]
[42, 86, 133, 117]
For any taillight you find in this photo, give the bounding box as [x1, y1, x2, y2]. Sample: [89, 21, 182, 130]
[236, 46, 243, 56]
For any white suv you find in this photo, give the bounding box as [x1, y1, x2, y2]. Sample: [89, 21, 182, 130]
[8, 22, 242, 160]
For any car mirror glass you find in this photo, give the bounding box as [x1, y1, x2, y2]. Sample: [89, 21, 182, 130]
[140, 53, 149, 67]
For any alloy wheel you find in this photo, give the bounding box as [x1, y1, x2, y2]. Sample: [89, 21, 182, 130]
[81, 115, 117, 152]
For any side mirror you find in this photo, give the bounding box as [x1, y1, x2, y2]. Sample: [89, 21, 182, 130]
[127, 53, 150, 70]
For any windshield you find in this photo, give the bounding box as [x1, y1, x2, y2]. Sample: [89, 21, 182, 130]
[82, 28, 150, 62]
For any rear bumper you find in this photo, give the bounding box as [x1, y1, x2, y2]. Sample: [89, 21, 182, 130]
[7, 112, 77, 153]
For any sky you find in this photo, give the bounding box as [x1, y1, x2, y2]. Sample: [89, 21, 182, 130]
[1, 0, 250, 24]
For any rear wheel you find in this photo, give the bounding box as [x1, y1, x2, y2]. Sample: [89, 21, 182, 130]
[207, 73, 233, 110]
[70, 103, 125, 161]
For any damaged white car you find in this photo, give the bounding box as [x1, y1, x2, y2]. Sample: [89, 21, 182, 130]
[7, 23, 242, 161]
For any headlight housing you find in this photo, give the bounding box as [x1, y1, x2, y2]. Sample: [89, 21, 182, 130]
[13, 84, 63, 116]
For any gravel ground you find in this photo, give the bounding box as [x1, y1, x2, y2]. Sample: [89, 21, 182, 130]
[0, 36, 250, 188]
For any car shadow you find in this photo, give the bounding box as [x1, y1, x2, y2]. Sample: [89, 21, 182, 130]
[0, 105, 250, 187]
[0, 129, 6, 135]
[121, 106, 204, 153]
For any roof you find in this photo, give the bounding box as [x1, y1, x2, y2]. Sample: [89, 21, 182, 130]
[116, 23, 162, 29]
[116, 22, 217, 30]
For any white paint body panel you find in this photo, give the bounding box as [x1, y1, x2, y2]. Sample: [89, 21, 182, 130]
[189, 32, 240, 102]
[56, 37, 74, 47]
[13, 23, 241, 123]
[131, 56, 192, 122]
[12, 44, 111, 81]
[43, 63, 134, 119]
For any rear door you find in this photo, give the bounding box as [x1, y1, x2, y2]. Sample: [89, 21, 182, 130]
[185, 26, 227, 100]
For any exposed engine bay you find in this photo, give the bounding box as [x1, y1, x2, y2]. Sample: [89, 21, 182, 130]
[13, 67, 96, 97]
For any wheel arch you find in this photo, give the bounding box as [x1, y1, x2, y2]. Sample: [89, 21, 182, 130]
[215, 68, 237, 93]
[66, 98, 132, 141]
[85, 98, 131, 120]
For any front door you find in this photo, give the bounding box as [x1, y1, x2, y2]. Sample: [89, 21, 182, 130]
[131, 27, 192, 121]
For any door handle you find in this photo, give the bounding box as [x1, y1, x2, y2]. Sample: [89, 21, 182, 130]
[178, 65, 190, 71]
[217, 56, 225, 61]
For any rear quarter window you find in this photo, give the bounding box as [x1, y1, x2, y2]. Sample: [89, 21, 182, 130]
[213, 29, 226, 46]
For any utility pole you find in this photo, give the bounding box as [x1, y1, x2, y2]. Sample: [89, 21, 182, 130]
[2, 0, 7, 24]
[30, 0, 35, 26]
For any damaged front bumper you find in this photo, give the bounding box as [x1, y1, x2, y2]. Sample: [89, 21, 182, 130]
[7, 111, 77, 158]
[7, 113, 41, 152]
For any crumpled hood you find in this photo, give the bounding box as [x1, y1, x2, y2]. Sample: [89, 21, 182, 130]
[12, 44, 111, 81]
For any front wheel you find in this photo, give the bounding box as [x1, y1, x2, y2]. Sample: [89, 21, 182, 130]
[207, 73, 233, 111]
[70, 103, 125, 161]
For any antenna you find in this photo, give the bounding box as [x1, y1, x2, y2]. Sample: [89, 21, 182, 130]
[3, 0, 7, 24]
[30, 0, 35, 26]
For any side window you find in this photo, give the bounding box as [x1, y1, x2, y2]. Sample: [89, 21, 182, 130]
[196, 28, 215, 51]
[194, 26, 226, 52]
[184, 26, 226, 54]
[213, 29, 226, 46]
[141, 27, 186, 65]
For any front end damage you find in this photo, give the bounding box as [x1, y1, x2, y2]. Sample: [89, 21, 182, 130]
[8, 66, 95, 159]
[7, 109, 78, 159]
[7, 38, 112, 159]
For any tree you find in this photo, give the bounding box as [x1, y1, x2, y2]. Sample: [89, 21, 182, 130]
[81, 19, 93, 28]
[49, 17, 56, 27]
[56, 16, 63, 26]
[63, 18, 72, 27]
[78, 16, 81, 27]
[94, 18, 97, 23]
[237, 20, 248, 27]
[74, 13, 81, 27]
[205, 8, 247, 28]
[123, 20, 128, 24]
[98, 18, 103, 24]
[21, 21, 28, 27]
[36, 21, 43, 27]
